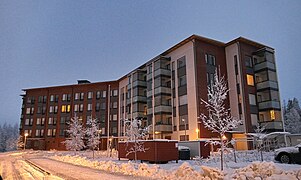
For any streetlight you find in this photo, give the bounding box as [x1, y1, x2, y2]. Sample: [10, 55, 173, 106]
[196, 128, 200, 140]
[24, 133, 28, 150]
[182, 119, 187, 141]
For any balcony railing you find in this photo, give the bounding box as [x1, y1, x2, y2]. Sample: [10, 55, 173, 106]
[155, 124, 172, 133]
[258, 101, 280, 110]
[154, 69, 171, 77]
[256, 81, 278, 90]
[254, 61, 276, 72]
[259, 121, 283, 130]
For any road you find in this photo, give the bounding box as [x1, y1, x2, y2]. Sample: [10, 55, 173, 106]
[0, 152, 142, 180]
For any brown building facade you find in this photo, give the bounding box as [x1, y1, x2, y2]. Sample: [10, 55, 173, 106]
[20, 35, 283, 150]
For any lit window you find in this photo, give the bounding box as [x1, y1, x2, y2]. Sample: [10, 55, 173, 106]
[67, 105, 71, 112]
[270, 110, 275, 120]
[247, 74, 254, 86]
[61, 105, 66, 113]
[113, 114, 117, 121]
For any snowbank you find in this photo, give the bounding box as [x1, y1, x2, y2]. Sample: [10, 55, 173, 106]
[227, 161, 301, 180]
[51, 154, 301, 180]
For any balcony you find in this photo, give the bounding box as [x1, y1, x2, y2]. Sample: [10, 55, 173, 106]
[154, 87, 171, 95]
[259, 121, 283, 131]
[133, 96, 147, 103]
[155, 124, 172, 133]
[132, 80, 147, 87]
[154, 106, 172, 113]
[154, 69, 171, 77]
[258, 101, 281, 110]
[256, 81, 278, 90]
[254, 61, 276, 72]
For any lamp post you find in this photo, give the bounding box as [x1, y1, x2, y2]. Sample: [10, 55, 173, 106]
[196, 128, 200, 140]
[182, 119, 186, 141]
[24, 133, 28, 150]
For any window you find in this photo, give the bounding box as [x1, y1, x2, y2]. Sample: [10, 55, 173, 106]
[26, 108, 31, 114]
[96, 91, 101, 99]
[62, 94, 67, 101]
[112, 102, 118, 109]
[55, 95, 59, 102]
[100, 103, 106, 110]
[270, 110, 275, 120]
[95, 103, 100, 111]
[25, 118, 33, 126]
[47, 129, 55, 136]
[37, 107, 42, 114]
[247, 74, 254, 86]
[38, 96, 43, 103]
[102, 91, 106, 98]
[61, 105, 66, 113]
[75, 93, 80, 100]
[178, 75, 187, 87]
[67, 105, 71, 112]
[48, 117, 53, 125]
[101, 127, 105, 135]
[113, 90, 118, 96]
[88, 92, 93, 99]
[60, 117, 65, 124]
[37, 118, 41, 125]
[41, 118, 45, 125]
[35, 129, 40, 137]
[54, 106, 58, 113]
[50, 95, 55, 102]
[80, 93, 84, 100]
[59, 129, 65, 136]
[100, 115, 105, 123]
[177, 56, 186, 68]
[206, 54, 216, 65]
[43, 96, 47, 103]
[179, 95, 188, 106]
[79, 104, 84, 112]
[245, 56, 253, 67]
[249, 94, 256, 105]
[113, 114, 117, 121]
[87, 103, 92, 111]
[74, 104, 79, 112]
[24, 130, 32, 137]
[112, 127, 117, 134]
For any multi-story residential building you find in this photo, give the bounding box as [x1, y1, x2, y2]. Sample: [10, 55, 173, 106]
[20, 35, 283, 150]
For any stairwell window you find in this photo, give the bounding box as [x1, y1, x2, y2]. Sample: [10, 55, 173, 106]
[247, 74, 254, 86]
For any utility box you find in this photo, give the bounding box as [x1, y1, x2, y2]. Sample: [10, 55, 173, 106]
[118, 140, 179, 163]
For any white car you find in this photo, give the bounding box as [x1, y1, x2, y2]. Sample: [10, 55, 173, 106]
[274, 144, 301, 164]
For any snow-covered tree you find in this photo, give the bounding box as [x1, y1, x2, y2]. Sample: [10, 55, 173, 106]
[62, 115, 85, 152]
[124, 118, 150, 162]
[284, 98, 301, 134]
[199, 70, 242, 171]
[85, 116, 100, 159]
[0, 123, 19, 152]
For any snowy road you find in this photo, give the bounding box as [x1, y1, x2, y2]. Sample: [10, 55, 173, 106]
[0, 152, 61, 180]
[0, 152, 145, 180]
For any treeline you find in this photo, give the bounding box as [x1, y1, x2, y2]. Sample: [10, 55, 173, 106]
[0, 123, 19, 152]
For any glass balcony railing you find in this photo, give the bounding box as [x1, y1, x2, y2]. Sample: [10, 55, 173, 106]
[256, 81, 278, 90]
[258, 101, 280, 110]
[254, 61, 276, 72]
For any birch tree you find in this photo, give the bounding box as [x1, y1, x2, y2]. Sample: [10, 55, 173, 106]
[85, 116, 100, 159]
[199, 70, 242, 171]
[63, 115, 85, 152]
[124, 118, 150, 162]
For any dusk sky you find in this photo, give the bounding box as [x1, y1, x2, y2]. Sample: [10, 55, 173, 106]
[1, 0, 300, 125]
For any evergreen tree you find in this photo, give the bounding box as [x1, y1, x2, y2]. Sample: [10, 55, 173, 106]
[284, 98, 301, 134]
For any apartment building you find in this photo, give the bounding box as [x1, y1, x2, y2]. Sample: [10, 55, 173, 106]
[20, 35, 283, 150]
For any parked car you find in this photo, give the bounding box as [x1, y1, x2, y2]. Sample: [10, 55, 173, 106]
[274, 144, 301, 164]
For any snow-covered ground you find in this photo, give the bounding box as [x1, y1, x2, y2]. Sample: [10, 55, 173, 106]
[1, 150, 301, 179]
